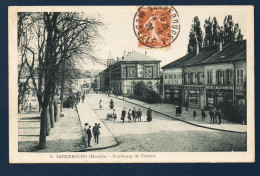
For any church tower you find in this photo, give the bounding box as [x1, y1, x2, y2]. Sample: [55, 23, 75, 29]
[107, 50, 115, 67]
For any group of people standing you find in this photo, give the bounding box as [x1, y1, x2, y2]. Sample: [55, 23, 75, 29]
[209, 108, 222, 124]
[120, 107, 153, 123]
[84, 123, 101, 148]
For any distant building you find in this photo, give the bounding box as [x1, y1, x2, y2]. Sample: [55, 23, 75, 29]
[99, 51, 161, 95]
[162, 40, 246, 109]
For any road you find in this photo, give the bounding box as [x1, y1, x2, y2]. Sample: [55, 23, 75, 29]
[85, 94, 246, 152]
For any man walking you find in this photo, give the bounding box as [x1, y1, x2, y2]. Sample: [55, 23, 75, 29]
[86, 125, 92, 147]
[92, 123, 101, 144]
[209, 108, 215, 124]
[121, 108, 126, 123]
[132, 107, 136, 122]
[137, 108, 142, 122]
[82, 93, 85, 103]
[109, 99, 114, 109]
[217, 109, 222, 124]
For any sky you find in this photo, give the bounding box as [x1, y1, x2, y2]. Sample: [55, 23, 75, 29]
[80, 6, 250, 70]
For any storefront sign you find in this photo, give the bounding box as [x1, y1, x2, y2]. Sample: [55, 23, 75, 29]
[183, 86, 204, 91]
[206, 85, 233, 90]
[173, 86, 182, 90]
[206, 85, 214, 89]
[236, 86, 245, 91]
[216, 85, 233, 90]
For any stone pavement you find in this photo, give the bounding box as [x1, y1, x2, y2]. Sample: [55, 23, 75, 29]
[110, 95, 247, 133]
[77, 100, 119, 151]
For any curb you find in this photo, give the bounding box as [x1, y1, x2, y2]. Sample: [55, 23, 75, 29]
[111, 95, 247, 134]
[76, 103, 120, 152]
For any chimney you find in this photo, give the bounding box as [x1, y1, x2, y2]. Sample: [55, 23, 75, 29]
[219, 41, 223, 51]
[196, 44, 199, 55]
[117, 57, 119, 61]
[122, 56, 124, 60]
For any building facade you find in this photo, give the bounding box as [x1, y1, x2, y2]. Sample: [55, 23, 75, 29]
[99, 51, 161, 95]
[162, 40, 247, 110]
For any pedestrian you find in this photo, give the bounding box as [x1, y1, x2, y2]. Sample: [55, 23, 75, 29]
[128, 109, 132, 121]
[132, 107, 136, 122]
[193, 110, 197, 120]
[121, 108, 126, 123]
[86, 125, 92, 147]
[209, 108, 215, 124]
[109, 99, 114, 109]
[99, 99, 103, 108]
[217, 109, 222, 124]
[147, 107, 152, 122]
[82, 93, 85, 103]
[108, 90, 110, 97]
[176, 105, 179, 116]
[137, 108, 142, 121]
[92, 123, 101, 144]
[185, 100, 189, 111]
[201, 109, 206, 121]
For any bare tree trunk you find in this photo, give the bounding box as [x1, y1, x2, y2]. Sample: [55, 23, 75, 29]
[60, 58, 65, 113]
[39, 104, 48, 149]
[46, 105, 51, 136]
[49, 100, 55, 128]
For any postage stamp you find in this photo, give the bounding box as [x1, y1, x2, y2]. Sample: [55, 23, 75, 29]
[133, 6, 180, 48]
[8, 6, 254, 163]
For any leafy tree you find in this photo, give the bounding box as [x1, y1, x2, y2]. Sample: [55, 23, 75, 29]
[187, 16, 203, 54]
[203, 17, 213, 47]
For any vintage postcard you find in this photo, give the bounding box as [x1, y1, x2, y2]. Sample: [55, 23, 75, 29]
[9, 5, 254, 163]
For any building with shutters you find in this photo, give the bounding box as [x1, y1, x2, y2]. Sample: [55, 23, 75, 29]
[162, 40, 246, 109]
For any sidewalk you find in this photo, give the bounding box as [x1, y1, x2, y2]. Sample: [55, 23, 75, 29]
[111, 95, 247, 133]
[18, 108, 86, 152]
[77, 101, 119, 151]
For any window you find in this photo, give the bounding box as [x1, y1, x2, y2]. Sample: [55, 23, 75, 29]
[173, 74, 177, 84]
[190, 72, 195, 84]
[165, 74, 168, 79]
[216, 70, 224, 84]
[207, 71, 213, 84]
[197, 72, 203, 84]
[178, 74, 182, 84]
[236, 69, 244, 85]
[184, 73, 188, 84]
[226, 70, 233, 85]
[122, 67, 127, 78]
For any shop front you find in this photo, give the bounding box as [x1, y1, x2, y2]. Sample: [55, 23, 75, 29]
[183, 86, 204, 109]
[164, 85, 182, 104]
[206, 85, 234, 109]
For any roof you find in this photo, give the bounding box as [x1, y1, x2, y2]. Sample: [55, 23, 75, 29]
[162, 40, 246, 69]
[180, 45, 219, 66]
[119, 52, 161, 62]
[162, 53, 194, 69]
[202, 40, 246, 64]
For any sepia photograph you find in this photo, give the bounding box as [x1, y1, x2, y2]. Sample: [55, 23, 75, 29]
[8, 5, 254, 163]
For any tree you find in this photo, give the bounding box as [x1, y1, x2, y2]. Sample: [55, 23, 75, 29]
[203, 17, 213, 47]
[187, 16, 203, 54]
[17, 12, 103, 149]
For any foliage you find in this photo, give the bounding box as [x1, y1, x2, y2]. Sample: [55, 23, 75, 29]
[187, 16, 203, 54]
[133, 81, 160, 103]
[217, 102, 246, 123]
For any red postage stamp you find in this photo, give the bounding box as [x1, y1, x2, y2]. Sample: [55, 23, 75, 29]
[133, 6, 180, 48]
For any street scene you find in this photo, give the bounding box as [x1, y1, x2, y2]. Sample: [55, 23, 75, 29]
[14, 6, 251, 156]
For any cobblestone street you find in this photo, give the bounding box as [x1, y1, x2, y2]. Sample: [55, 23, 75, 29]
[85, 94, 247, 152]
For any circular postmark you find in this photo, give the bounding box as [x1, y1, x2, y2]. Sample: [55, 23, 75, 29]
[133, 6, 180, 48]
